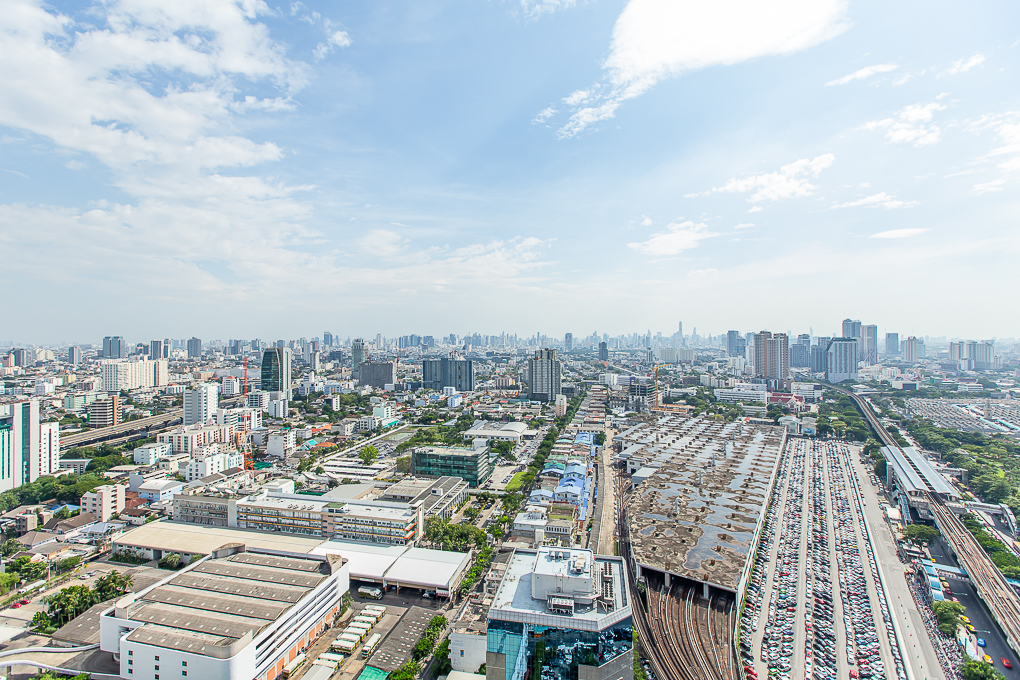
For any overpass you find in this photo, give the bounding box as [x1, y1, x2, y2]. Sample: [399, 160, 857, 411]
[60, 409, 182, 451]
[830, 383, 1020, 655]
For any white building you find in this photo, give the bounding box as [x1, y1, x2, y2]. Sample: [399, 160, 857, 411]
[183, 383, 219, 426]
[221, 375, 241, 396]
[132, 442, 172, 466]
[157, 423, 234, 455]
[100, 358, 168, 392]
[826, 338, 859, 383]
[183, 449, 244, 482]
[99, 545, 349, 680]
[246, 390, 270, 411]
[267, 430, 297, 458]
[81, 484, 125, 522]
[268, 398, 289, 419]
[215, 407, 262, 433]
[0, 399, 60, 493]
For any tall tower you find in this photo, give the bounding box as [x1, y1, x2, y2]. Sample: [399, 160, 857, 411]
[352, 338, 366, 375]
[260, 347, 292, 396]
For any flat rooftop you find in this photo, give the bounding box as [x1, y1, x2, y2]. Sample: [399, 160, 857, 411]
[114, 521, 325, 555]
[622, 414, 785, 592]
[883, 445, 958, 497]
[367, 606, 437, 672]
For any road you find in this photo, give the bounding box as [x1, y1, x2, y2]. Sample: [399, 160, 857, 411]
[59, 409, 182, 450]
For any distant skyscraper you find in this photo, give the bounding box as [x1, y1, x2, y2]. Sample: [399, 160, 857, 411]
[903, 336, 918, 363]
[351, 338, 366, 375]
[422, 357, 475, 392]
[528, 349, 562, 402]
[885, 333, 899, 357]
[260, 347, 292, 395]
[183, 383, 218, 426]
[187, 337, 202, 359]
[103, 336, 126, 359]
[564, 333, 573, 351]
[67, 346, 81, 366]
[861, 324, 878, 364]
[598, 342, 609, 361]
[150, 339, 164, 360]
[752, 331, 789, 381]
[726, 331, 740, 357]
[974, 342, 995, 371]
[826, 338, 859, 383]
[811, 338, 832, 373]
[323, 331, 333, 347]
[841, 319, 862, 340]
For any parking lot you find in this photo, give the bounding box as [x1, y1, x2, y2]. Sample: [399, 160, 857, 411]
[740, 440, 902, 680]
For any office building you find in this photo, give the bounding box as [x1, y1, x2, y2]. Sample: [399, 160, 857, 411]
[103, 336, 127, 359]
[149, 339, 165, 360]
[0, 399, 60, 494]
[974, 342, 995, 371]
[861, 324, 878, 364]
[422, 357, 475, 392]
[412, 445, 492, 487]
[486, 547, 633, 680]
[80, 484, 125, 522]
[810, 338, 831, 373]
[885, 333, 899, 357]
[726, 330, 747, 358]
[359, 360, 397, 389]
[752, 331, 789, 381]
[842, 319, 862, 342]
[87, 395, 121, 428]
[187, 336, 202, 359]
[67, 346, 81, 366]
[564, 333, 573, 351]
[184, 383, 219, 426]
[99, 544, 349, 680]
[323, 331, 333, 347]
[903, 336, 918, 363]
[528, 348, 562, 402]
[260, 347, 292, 395]
[352, 338, 366, 375]
[100, 357, 169, 392]
[598, 342, 608, 361]
[825, 338, 859, 383]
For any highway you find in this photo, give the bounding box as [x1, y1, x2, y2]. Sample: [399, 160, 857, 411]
[60, 409, 182, 450]
[834, 383, 1020, 657]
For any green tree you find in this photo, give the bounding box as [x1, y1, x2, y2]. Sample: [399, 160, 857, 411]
[873, 457, 887, 477]
[359, 445, 379, 466]
[95, 570, 133, 600]
[435, 637, 453, 675]
[1, 539, 25, 557]
[932, 600, 966, 636]
[31, 610, 51, 631]
[158, 553, 183, 570]
[960, 659, 1006, 680]
[395, 455, 411, 474]
[903, 524, 939, 544]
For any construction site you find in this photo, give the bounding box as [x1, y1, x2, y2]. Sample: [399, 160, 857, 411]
[616, 414, 786, 680]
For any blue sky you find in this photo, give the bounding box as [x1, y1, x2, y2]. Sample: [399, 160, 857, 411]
[1, 0, 1018, 344]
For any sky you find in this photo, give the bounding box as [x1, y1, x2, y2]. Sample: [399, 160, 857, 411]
[1, 0, 1018, 345]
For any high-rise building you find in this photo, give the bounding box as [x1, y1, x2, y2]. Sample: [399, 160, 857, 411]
[184, 383, 219, 426]
[885, 333, 899, 357]
[826, 338, 859, 383]
[841, 319, 862, 341]
[67, 346, 81, 366]
[527, 349, 562, 402]
[103, 336, 126, 359]
[87, 395, 120, 429]
[323, 331, 333, 347]
[903, 337, 918, 363]
[187, 337, 202, 359]
[0, 399, 59, 493]
[974, 342, 995, 371]
[752, 331, 789, 380]
[949, 341, 964, 361]
[359, 360, 397, 389]
[422, 357, 475, 392]
[100, 358, 169, 392]
[811, 338, 831, 373]
[726, 330, 741, 357]
[564, 333, 573, 351]
[351, 338, 366, 375]
[861, 324, 878, 364]
[598, 342, 609, 361]
[150, 339, 164, 360]
[260, 347, 292, 395]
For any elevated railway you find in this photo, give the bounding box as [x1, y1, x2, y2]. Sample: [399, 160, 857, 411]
[832, 383, 1020, 655]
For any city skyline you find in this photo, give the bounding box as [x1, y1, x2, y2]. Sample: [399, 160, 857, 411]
[2, 0, 1018, 341]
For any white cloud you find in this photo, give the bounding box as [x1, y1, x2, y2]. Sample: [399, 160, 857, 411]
[554, 0, 849, 137]
[862, 100, 946, 146]
[521, 0, 577, 19]
[627, 220, 718, 256]
[747, 206, 764, 213]
[973, 178, 1007, 193]
[700, 154, 835, 202]
[868, 228, 928, 239]
[65, 160, 88, 171]
[734, 222, 754, 229]
[831, 192, 918, 209]
[944, 54, 985, 76]
[641, 216, 653, 227]
[531, 106, 558, 124]
[825, 63, 898, 86]
[314, 28, 352, 60]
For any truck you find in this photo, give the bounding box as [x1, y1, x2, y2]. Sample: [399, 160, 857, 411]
[358, 586, 383, 599]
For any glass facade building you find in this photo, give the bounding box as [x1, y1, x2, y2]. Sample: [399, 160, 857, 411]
[412, 446, 491, 487]
[486, 618, 633, 680]
[260, 347, 292, 394]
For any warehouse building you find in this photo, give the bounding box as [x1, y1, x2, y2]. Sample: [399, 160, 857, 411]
[99, 543, 350, 680]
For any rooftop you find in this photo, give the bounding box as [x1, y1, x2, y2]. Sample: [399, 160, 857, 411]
[623, 414, 785, 592]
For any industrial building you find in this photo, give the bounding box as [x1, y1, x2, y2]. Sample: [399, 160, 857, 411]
[99, 543, 349, 680]
[485, 547, 633, 680]
[620, 414, 785, 593]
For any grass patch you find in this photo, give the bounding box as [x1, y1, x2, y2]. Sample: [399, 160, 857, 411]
[505, 472, 527, 492]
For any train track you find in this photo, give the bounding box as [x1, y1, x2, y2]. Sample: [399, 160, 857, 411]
[829, 382, 1020, 656]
